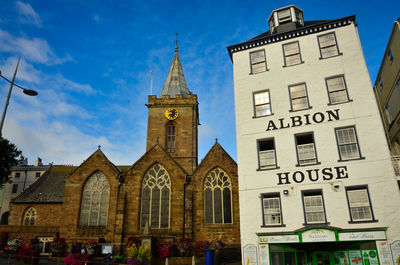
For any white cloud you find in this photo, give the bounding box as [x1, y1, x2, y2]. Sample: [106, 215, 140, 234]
[93, 14, 100, 23]
[15, 1, 42, 27]
[0, 29, 72, 65]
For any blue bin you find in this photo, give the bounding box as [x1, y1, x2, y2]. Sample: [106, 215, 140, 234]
[205, 249, 215, 265]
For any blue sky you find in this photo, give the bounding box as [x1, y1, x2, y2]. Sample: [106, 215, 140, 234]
[0, 0, 398, 166]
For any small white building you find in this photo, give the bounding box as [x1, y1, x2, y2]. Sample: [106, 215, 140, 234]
[228, 5, 400, 265]
[0, 157, 49, 224]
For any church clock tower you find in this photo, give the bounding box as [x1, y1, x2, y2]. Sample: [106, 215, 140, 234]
[146, 46, 199, 174]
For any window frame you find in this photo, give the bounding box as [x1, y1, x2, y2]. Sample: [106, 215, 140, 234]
[334, 125, 364, 162]
[166, 121, 176, 153]
[317, 32, 342, 59]
[277, 8, 292, 24]
[282, 41, 304, 67]
[249, 49, 268, 74]
[301, 190, 329, 225]
[257, 137, 279, 171]
[12, 184, 18, 194]
[260, 193, 285, 227]
[294, 132, 320, 167]
[345, 186, 377, 223]
[253, 89, 273, 118]
[35, 172, 41, 178]
[325, 74, 352, 105]
[288, 82, 311, 112]
[140, 163, 171, 229]
[15, 172, 20, 178]
[23, 207, 36, 226]
[203, 167, 233, 225]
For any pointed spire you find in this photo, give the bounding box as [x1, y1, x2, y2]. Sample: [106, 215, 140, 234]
[160, 43, 190, 98]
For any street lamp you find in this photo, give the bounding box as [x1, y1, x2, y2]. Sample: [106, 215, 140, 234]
[0, 57, 38, 136]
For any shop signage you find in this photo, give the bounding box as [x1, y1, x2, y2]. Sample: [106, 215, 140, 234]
[338, 231, 386, 241]
[259, 235, 299, 243]
[376, 241, 393, 265]
[277, 166, 348, 185]
[243, 244, 258, 265]
[349, 250, 362, 265]
[259, 245, 269, 265]
[362, 250, 379, 265]
[390, 241, 400, 265]
[302, 229, 336, 242]
[266, 109, 340, 131]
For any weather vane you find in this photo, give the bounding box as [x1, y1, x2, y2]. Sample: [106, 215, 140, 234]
[173, 33, 180, 49]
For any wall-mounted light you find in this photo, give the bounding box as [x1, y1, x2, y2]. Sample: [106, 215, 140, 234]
[283, 189, 289, 195]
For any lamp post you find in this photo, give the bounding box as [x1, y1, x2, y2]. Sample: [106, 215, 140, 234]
[0, 57, 38, 136]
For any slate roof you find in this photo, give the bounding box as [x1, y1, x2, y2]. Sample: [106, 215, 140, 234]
[160, 46, 191, 98]
[12, 163, 133, 204]
[12, 165, 76, 203]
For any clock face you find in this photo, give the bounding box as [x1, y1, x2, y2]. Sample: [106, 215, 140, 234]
[165, 107, 179, 120]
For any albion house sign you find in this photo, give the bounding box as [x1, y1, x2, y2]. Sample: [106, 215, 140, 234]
[265, 108, 350, 185]
[266, 109, 340, 131]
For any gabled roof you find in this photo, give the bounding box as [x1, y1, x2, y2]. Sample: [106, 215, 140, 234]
[160, 46, 191, 98]
[12, 165, 76, 203]
[194, 141, 237, 175]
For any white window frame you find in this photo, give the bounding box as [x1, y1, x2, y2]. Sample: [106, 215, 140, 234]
[295, 133, 318, 166]
[277, 9, 291, 23]
[253, 90, 272, 117]
[23, 207, 36, 225]
[335, 126, 362, 161]
[261, 194, 282, 226]
[346, 187, 374, 222]
[303, 193, 326, 224]
[250, 50, 267, 74]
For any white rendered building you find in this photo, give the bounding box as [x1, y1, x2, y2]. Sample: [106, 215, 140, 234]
[227, 5, 400, 265]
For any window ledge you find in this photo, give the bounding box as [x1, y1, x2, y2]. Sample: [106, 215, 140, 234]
[295, 162, 321, 167]
[283, 61, 304, 68]
[257, 166, 280, 172]
[249, 69, 270, 75]
[348, 219, 378, 224]
[337, 157, 365, 162]
[289, 106, 312, 113]
[253, 113, 274, 119]
[302, 222, 330, 227]
[319, 52, 343, 60]
[327, 99, 353, 106]
[261, 224, 286, 228]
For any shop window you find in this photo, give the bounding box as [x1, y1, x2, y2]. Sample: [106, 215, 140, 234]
[346, 186, 375, 222]
[204, 167, 232, 224]
[302, 190, 326, 224]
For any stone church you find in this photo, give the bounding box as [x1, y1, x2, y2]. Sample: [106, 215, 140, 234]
[2, 46, 240, 253]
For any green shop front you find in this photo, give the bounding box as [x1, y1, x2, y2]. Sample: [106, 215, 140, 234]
[246, 229, 393, 265]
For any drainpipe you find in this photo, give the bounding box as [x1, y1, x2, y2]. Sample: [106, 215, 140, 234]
[183, 175, 191, 238]
[22, 170, 28, 191]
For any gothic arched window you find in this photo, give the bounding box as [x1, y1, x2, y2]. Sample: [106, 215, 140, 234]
[79, 171, 110, 226]
[140, 164, 171, 228]
[166, 122, 175, 153]
[204, 168, 232, 224]
[23, 207, 36, 225]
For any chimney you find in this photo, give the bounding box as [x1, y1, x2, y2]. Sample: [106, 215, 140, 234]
[35, 157, 43, 166]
